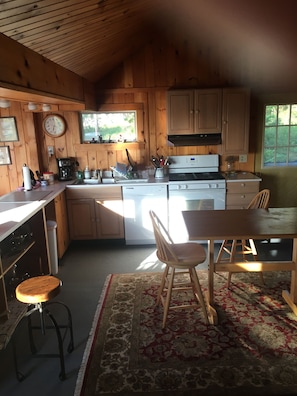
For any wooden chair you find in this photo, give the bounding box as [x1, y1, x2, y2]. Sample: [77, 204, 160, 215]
[149, 210, 209, 328]
[216, 189, 270, 287]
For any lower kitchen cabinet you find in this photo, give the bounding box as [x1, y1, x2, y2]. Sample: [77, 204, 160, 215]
[226, 180, 260, 209]
[66, 186, 124, 240]
[54, 191, 70, 258]
[0, 210, 49, 322]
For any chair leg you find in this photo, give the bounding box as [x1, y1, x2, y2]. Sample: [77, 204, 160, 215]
[227, 240, 238, 287]
[216, 240, 227, 262]
[190, 269, 209, 324]
[248, 239, 265, 285]
[156, 265, 169, 306]
[162, 268, 175, 328]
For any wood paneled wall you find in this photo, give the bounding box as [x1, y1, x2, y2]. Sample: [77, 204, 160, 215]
[0, 103, 39, 194]
[0, 34, 256, 195]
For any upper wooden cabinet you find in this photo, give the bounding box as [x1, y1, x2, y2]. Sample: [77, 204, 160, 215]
[167, 87, 250, 154]
[167, 89, 222, 135]
[221, 88, 250, 155]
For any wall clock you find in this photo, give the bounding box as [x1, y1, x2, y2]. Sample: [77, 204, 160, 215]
[43, 114, 67, 137]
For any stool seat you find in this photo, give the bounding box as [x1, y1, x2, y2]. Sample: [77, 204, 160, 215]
[16, 276, 61, 304]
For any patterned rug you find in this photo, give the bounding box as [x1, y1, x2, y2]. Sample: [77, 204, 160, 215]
[75, 271, 297, 396]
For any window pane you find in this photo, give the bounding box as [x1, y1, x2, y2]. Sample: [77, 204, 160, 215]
[264, 127, 276, 146]
[265, 105, 277, 126]
[290, 104, 297, 125]
[290, 126, 297, 144]
[263, 104, 297, 168]
[277, 126, 289, 146]
[80, 111, 137, 143]
[263, 148, 275, 166]
[275, 147, 288, 165]
[289, 147, 297, 165]
[278, 105, 290, 125]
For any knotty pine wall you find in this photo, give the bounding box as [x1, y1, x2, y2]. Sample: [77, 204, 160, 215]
[0, 35, 257, 195]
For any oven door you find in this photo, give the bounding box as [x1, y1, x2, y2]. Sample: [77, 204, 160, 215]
[168, 185, 225, 243]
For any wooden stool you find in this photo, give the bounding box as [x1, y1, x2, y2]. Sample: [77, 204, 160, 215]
[15, 275, 74, 381]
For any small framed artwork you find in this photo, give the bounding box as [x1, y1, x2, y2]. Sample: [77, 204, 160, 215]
[0, 146, 12, 165]
[0, 117, 19, 142]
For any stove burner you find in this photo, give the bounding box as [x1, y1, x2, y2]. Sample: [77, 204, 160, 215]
[169, 172, 224, 182]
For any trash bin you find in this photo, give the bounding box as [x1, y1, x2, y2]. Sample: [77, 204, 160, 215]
[46, 220, 58, 275]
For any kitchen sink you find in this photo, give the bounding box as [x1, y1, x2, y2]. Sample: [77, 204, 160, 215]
[115, 178, 149, 184]
[72, 179, 100, 185]
[71, 178, 149, 185]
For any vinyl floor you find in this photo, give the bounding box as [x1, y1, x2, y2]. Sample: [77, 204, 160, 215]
[0, 238, 292, 396]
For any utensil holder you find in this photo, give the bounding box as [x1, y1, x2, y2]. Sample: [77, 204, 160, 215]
[155, 168, 164, 178]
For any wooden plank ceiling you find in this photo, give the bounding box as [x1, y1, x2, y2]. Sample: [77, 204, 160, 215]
[1, 0, 297, 86]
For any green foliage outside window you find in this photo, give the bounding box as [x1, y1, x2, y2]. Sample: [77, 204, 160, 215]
[263, 104, 297, 167]
[80, 111, 137, 143]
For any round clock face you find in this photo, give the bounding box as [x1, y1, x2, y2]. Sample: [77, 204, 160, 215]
[43, 115, 66, 137]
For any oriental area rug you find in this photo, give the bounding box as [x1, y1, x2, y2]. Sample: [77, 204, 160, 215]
[75, 271, 297, 396]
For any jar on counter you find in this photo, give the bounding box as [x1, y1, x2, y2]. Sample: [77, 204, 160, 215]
[84, 167, 91, 179]
[43, 172, 54, 185]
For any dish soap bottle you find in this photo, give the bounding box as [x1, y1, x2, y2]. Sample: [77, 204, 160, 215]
[84, 166, 91, 179]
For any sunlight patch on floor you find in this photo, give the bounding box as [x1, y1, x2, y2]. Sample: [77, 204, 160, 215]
[136, 250, 165, 271]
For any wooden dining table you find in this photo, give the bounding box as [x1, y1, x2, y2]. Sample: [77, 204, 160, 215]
[182, 207, 297, 324]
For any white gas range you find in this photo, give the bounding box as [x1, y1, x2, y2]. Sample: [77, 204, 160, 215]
[168, 154, 226, 242]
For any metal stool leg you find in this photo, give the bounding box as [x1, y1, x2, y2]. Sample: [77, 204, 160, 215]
[24, 301, 74, 380]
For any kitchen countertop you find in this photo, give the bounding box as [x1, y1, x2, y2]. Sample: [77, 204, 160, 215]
[224, 172, 262, 182]
[0, 178, 169, 241]
[0, 172, 260, 241]
[66, 176, 169, 187]
[0, 181, 72, 242]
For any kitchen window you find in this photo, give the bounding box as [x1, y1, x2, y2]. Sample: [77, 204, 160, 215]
[263, 104, 297, 167]
[80, 104, 143, 144]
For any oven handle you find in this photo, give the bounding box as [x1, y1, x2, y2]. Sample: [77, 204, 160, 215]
[169, 183, 224, 190]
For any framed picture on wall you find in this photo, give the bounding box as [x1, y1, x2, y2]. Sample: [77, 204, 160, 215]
[0, 146, 12, 165]
[0, 117, 19, 142]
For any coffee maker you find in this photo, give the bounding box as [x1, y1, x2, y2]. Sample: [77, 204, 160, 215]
[57, 158, 75, 181]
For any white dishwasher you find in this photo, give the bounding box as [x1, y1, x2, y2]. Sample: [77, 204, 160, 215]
[122, 184, 168, 245]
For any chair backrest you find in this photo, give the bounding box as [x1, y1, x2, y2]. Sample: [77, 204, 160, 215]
[247, 189, 270, 209]
[149, 210, 178, 263]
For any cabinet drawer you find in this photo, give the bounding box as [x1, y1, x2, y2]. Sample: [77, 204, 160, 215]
[66, 186, 122, 200]
[226, 193, 256, 208]
[227, 181, 259, 194]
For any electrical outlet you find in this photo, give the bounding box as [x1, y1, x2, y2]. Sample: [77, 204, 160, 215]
[239, 154, 247, 163]
[48, 146, 54, 156]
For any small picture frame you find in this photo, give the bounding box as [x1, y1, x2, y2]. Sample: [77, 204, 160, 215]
[0, 117, 19, 142]
[0, 146, 12, 165]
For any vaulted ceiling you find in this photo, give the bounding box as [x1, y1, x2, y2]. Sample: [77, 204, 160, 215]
[1, 0, 297, 88]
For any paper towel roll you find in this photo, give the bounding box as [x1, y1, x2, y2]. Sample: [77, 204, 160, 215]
[23, 164, 32, 191]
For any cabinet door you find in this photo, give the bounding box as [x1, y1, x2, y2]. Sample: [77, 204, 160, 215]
[195, 89, 222, 133]
[54, 191, 70, 258]
[94, 198, 124, 239]
[221, 88, 250, 154]
[167, 90, 194, 135]
[67, 199, 96, 240]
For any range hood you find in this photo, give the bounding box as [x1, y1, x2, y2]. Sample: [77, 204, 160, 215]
[168, 133, 222, 147]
